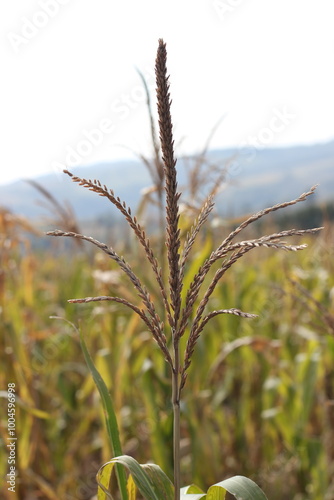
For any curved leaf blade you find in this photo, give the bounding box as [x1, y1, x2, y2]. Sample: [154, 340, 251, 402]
[182, 477, 268, 500]
[97, 462, 114, 500]
[97, 455, 174, 500]
[142, 463, 174, 500]
[181, 484, 206, 499]
[208, 476, 268, 500]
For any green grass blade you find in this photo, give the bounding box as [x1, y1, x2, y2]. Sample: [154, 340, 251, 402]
[97, 455, 174, 500]
[79, 329, 128, 500]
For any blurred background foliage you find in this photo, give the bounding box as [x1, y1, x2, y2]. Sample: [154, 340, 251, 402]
[0, 165, 333, 500]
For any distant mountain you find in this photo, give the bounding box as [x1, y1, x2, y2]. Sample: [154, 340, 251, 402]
[212, 140, 334, 216]
[1, 141, 333, 223]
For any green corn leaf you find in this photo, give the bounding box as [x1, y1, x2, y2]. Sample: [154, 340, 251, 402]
[142, 463, 174, 500]
[97, 455, 174, 500]
[182, 476, 268, 500]
[181, 483, 206, 499]
[208, 476, 268, 500]
[79, 329, 128, 500]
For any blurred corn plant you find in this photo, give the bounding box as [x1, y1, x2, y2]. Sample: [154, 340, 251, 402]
[45, 39, 324, 500]
[25, 178, 83, 250]
[0, 205, 104, 499]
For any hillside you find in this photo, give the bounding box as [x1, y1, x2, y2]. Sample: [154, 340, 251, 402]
[1, 140, 333, 222]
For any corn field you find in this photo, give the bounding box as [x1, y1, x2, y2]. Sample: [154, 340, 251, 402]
[1, 201, 333, 499]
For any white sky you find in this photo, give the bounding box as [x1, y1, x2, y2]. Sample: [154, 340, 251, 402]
[1, 0, 333, 185]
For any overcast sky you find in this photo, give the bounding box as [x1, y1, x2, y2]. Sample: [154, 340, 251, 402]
[1, 0, 333, 185]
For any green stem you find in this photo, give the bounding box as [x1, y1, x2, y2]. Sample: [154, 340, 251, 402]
[172, 341, 181, 500]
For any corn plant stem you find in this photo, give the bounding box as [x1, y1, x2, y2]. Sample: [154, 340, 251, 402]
[172, 340, 181, 500]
